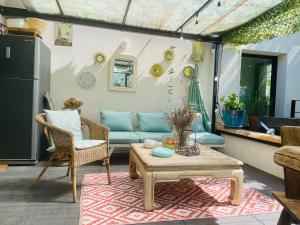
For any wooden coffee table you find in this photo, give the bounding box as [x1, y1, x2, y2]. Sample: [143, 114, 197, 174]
[129, 143, 244, 211]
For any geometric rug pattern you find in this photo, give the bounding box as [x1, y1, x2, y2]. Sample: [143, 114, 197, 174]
[80, 172, 282, 225]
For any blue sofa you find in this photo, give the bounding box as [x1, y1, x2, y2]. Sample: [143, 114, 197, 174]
[100, 110, 225, 150]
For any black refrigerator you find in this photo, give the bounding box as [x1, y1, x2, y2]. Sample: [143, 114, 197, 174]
[0, 35, 51, 164]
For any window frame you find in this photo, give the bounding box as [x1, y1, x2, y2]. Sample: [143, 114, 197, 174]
[241, 53, 278, 117]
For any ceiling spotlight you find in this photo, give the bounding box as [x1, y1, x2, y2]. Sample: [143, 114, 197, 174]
[180, 28, 183, 40]
[217, 0, 221, 7]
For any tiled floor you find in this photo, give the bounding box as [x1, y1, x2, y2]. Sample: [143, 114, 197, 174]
[0, 152, 287, 225]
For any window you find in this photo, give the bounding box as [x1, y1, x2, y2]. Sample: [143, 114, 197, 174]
[239, 54, 277, 123]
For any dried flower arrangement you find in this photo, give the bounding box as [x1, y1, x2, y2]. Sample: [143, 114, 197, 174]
[169, 106, 195, 148]
[63, 97, 83, 110]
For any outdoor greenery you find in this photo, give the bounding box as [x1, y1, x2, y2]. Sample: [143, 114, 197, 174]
[223, 0, 300, 45]
[220, 93, 244, 111]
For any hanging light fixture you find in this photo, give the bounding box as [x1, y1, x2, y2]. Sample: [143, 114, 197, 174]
[180, 27, 183, 40]
[217, 0, 221, 7]
[195, 13, 199, 25]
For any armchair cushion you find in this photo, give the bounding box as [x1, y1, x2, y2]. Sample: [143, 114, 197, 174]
[75, 140, 106, 150]
[137, 112, 171, 132]
[44, 110, 83, 141]
[100, 110, 133, 131]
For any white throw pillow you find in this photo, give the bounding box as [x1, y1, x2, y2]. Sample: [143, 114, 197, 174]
[75, 140, 106, 149]
[44, 110, 83, 141]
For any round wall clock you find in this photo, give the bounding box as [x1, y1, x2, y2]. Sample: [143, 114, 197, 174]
[78, 72, 96, 89]
[183, 66, 194, 79]
[95, 52, 106, 64]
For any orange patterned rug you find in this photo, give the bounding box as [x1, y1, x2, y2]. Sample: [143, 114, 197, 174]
[80, 172, 282, 225]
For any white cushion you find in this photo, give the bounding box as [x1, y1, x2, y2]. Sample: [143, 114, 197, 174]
[75, 140, 106, 149]
[44, 110, 83, 141]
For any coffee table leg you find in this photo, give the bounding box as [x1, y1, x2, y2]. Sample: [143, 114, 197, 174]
[229, 169, 244, 205]
[144, 172, 154, 211]
[129, 151, 139, 179]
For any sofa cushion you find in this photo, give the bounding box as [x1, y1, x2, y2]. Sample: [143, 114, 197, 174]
[110, 131, 139, 144]
[136, 131, 174, 142]
[191, 113, 205, 132]
[137, 112, 171, 132]
[100, 110, 133, 131]
[274, 146, 300, 172]
[75, 140, 106, 149]
[190, 132, 225, 145]
[44, 109, 83, 141]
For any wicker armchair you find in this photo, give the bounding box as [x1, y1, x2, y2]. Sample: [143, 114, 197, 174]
[32, 113, 111, 203]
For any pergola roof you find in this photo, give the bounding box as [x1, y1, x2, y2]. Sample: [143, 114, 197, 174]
[0, 0, 284, 41]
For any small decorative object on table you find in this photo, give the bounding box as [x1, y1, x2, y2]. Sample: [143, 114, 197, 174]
[63, 97, 83, 114]
[162, 136, 177, 149]
[176, 144, 200, 156]
[144, 139, 157, 149]
[170, 106, 194, 148]
[152, 147, 173, 158]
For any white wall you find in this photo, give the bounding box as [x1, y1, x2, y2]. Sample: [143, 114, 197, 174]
[219, 33, 300, 118]
[41, 21, 214, 122]
[219, 134, 283, 178]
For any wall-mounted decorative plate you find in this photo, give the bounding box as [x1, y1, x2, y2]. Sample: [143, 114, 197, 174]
[78, 72, 96, 89]
[150, 63, 164, 78]
[183, 66, 194, 79]
[95, 52, 106, 64]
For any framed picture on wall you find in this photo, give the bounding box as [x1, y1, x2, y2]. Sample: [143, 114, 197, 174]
[54, 22, 73, 46]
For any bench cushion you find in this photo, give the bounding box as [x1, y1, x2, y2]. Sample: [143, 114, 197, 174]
[137, 112, 171, 132]
[110, 131, 139, 144]
[191, 113, 205, 132]
[274, 146, 300, 172]
[100, 110, 133, 131]
[190, 132, 225, 145]
[136, 131, 174, 142]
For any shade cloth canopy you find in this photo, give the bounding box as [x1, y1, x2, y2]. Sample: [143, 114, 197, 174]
[188, 62, 211, 131]
[0, 0, 285, 40]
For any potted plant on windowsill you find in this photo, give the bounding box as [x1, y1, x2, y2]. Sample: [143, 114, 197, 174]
[247, 96, 270, 131]
[220, 93, 245, 129]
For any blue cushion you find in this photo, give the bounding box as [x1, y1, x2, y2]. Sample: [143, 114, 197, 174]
[152, 147, 173, 158]
[190, 132, 225, 145]
[100, 110, 133, 131]
[136, 131, 174, 142]
[137, 112, 171, 132]
[191, 113, 205, 132]
[109, 131, 139, 144]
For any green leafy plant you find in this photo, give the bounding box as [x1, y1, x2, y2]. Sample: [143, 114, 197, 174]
[220, 93, 244, 111]
[247, 96, 270, 117]
[223, 1, 300, 45]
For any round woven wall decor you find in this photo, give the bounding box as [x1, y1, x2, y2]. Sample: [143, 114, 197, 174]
[78, 72, 96, 89]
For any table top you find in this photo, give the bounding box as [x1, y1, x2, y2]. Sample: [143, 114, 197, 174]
[131, 143, 243, 171]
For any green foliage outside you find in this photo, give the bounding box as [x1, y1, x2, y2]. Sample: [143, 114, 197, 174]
[222, 0, 300, 45]
[220, 93, 244, 111]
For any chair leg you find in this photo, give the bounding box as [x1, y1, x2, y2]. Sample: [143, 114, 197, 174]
[104, 158, 112, 185]
[71, 166, 77, 203]
[32, 164, 49, 187]
[66, 164, 70, 176]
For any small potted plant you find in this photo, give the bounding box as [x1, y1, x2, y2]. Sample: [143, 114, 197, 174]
[220, 93, 245, 128]
[247, 96, 270, 131]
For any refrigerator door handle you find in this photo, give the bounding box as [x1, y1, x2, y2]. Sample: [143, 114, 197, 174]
[5, 46, 11, 59]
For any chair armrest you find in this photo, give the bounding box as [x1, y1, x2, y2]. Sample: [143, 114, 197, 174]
[48, 126, 75, 151]
[81, 117, 110, 142]
[281, 126, 300, 146]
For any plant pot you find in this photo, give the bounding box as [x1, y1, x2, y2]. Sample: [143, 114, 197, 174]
[222, 110, 245, 129]
[248, 115, 260, 131]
